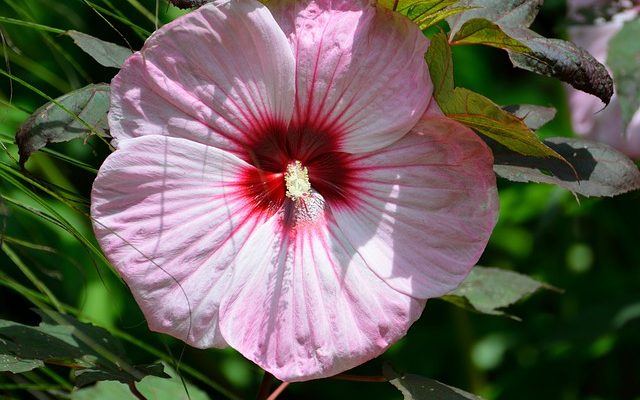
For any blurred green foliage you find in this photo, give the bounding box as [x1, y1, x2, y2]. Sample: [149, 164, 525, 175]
[0, 0, 638, 399]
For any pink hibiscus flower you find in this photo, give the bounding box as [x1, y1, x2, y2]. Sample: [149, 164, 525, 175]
[91, 0, 498, 381]
[567, 2, 640, 159]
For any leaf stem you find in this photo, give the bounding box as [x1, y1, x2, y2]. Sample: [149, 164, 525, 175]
[128, 382, 148, 400]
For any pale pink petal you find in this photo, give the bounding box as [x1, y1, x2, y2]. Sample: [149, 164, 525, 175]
[332, 116, 499, 298]
[109, 0, 295, 155]
[567, 13, 640, 159]
[567, 21, 621, 135]
[569, 93, 640, 159]
[91, 135, 274, 348]
[567, 0, 612, 21]
[269, 0, 432, 153]
[218, 201, 425, 381]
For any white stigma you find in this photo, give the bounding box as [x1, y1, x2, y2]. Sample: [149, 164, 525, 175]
[284, 161, 312, 200]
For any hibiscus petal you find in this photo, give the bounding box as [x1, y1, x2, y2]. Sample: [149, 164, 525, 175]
[109, 0, 295, 154]
[91, 135, 274, 348]
[269, 0, 433, 153]
[567, 17, 640, 159]
[332, 116, 499, 298]
[567, 22, 619, 135]
[218, 202, 425, 381]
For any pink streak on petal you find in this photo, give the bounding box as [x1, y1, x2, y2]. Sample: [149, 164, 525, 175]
[332, 116, 499, 298]
[218, 201, 424, 381]
[269, 0, 433, 153]
[91, 135, 275, 348]
[109, 0, 295, 155]
[567, 15, 640, 159]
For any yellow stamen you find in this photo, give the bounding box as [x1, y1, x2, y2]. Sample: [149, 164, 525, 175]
[284, 161, 311, 200]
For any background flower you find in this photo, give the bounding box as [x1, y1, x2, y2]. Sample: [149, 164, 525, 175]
[566, 1, 640, 159]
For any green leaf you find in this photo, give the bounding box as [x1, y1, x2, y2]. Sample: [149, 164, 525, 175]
[502, 104, 556, 130]
[379, 0, 466, 29]
[67, 30, 133, 69]
[386, 367, 483, 400]
[444, 88, 562, 157]
[0, 354, 43, 374]
[442, 266, 557, 318]
[607, 17, 640, 129]
[71, 362, 211, 400]
[418, 7, 472, 30]
[69, 380, 138, 400]
[448, 0, 542, 36]
[451, 18, 529, 52]
[0, 310, 168, 387]
[15, 83, 110, 166]
[74, 363, 168, 388]
[491, 137, 640, 197]
[426, 32, 562, 158]
[505, 27, 613, 106]
[426, 32, 455, 97]
[168, 0, 212, 8]
[0, 196, 7, 246]
[446, 1, 614, 104]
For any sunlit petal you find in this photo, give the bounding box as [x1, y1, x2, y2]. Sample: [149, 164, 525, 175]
[109, 0, 296, 154]
[219, 202, 424, 381]
[92, 135, 275, 348]
[269, 0, 432, 153]
[332, 116, 499, 298]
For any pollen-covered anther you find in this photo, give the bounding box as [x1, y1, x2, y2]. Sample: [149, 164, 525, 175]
[284, 160, 312, 200]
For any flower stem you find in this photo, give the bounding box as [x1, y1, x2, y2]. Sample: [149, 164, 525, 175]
[266, 382, 290, 400]
[255, 371, 274, 400]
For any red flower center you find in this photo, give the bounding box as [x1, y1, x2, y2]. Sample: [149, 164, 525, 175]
[239, 120, 355, 214]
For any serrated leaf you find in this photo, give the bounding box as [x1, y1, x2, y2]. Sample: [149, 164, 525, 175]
[448, 0, 542, 36]
[451, 18, 530, 52]
[71, 362, 211, 400]
[505, 27, 613, 106]
[491, 137, 640, 197]
[445, 1, 614, 104]
[445, 88, 563, 157]
[426, 32, 562, 158]
[607, 17, 640, 129]
[74, 363, 168, 388]
[414, 7, 471, 30]
[502, 104, 556, 130]
[167, 0, 212, 9]
[70, 380, 135, 400]
[427, 31, 455, 97]
[378, 0, 465, 29]
[386, 369, 483, 400]
[442, 266, 556, 318]
[67, 30, 133, 68]
[15, 83, 110, 166]
[0, 310, 168, 387]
